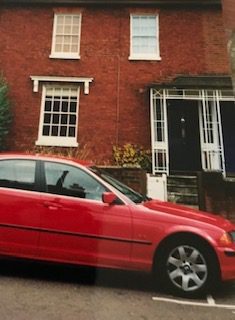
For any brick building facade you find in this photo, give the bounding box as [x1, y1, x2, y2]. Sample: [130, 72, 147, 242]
[222, 0, 235, 90]
[0, 0, 234, 178]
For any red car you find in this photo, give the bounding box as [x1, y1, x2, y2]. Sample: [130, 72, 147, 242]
[0, 153, 235, 297]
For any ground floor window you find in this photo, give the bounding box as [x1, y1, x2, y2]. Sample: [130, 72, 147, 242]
[150, 88, 235, 176]
[36, 85, 80, 147]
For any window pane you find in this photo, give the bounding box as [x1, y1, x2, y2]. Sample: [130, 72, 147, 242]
[52, 126, 59, 136]
[62, 101, 68, 112]
[44, 113, 51, 124]
[69, 114, 76, 125]
[60, 126, 67, 136]
[69, 127, 75, 137]
[55, 44, 62, 52]
[57, 16, 64, 25]
[64, 25, 72, 34]
[63, 44, 70, 52]
[64, 35, 71, 44]
[70, 101, 77, 112]
[55, 35, 63, 45]
[53, 114, 60, 124]
[45, 100, 52, 112]
[73, 15, 80, 25]
[0, 160, 36, 191]
[56, 25, 63, 34]
[71, 44, 78, 52]
[65, 16, 72, 25]
[53, 100, 60, 112]
[61, 114, 68, 124]
[43, 126, 50, 136]
[72, 25, 79, 34]
[44, 162, 106, 200]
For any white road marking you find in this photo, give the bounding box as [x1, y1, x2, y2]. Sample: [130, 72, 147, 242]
[207, 294, 216, 305]
[152, 296, 235, 309]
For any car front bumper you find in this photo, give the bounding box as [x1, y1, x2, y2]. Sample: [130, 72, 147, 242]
[217, 247, 235, 281]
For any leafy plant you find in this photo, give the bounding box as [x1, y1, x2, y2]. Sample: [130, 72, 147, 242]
[113, 143, 152, 171]
[0, 78, 11, 150]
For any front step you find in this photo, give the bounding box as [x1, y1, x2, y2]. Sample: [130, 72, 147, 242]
[167, 175, 198, 206]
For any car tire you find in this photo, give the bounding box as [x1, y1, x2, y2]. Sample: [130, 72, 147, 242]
[154, 237, 220, 297]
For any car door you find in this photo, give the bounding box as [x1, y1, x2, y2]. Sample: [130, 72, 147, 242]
[0, 158, 41, 257]
[38, 160, 132, 268]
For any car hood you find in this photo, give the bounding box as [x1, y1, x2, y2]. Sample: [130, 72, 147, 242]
[142, 199, 233, 230]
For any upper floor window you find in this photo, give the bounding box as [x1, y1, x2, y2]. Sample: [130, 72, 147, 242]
[36, 86, 79, 147]
[50, 14, 81, 59]
[129, 15, 160, 61]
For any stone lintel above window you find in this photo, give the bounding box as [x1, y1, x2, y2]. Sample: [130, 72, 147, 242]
[30, 76, 93, 95]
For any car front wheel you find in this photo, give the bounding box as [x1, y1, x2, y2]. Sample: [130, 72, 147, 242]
[155, 238, 219, 297]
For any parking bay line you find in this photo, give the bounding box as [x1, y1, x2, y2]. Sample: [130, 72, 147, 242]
[152, 296, 235, 309]
[207, 294, 216, 305]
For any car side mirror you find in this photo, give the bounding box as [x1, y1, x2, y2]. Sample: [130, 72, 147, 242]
[102, 192, 118, 205]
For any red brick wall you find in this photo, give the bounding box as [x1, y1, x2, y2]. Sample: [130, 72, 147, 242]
[222, 0, 235, 31]
[198, 172, 235, 223]
[202, 9, 229, 73]
[0, 4, 230, 163]
[99, 166, 147, 195]
[222, 0, 235, 86]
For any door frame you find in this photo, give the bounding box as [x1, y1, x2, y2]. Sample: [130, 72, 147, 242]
[199, 90, 225, 173]
[150, 88, 235, 176]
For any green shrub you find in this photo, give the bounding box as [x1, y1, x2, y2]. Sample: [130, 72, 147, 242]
[113, 143, 152, 171]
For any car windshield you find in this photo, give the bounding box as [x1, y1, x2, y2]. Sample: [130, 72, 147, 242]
[90, 167, 149, 204]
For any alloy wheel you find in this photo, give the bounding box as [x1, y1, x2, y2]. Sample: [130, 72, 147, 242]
[166, 245, 208, 292]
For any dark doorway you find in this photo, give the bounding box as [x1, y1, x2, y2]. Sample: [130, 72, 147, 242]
[167, 99, 201, 173]
[220, 101, 235, 174]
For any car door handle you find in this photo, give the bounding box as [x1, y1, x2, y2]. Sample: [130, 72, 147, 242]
[43, 201, 63, 210]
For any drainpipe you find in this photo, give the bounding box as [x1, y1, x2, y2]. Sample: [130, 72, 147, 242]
[115, 54, 121, 146]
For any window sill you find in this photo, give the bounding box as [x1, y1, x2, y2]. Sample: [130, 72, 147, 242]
[49, 54, 81, 60]
[36, 139, 79, 148]
[128, 55, 161, 61]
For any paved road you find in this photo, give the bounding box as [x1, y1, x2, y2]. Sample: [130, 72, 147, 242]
[0, 259, 234, 320]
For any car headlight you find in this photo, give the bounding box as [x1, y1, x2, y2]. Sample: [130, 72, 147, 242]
[219, 232, 233, 246]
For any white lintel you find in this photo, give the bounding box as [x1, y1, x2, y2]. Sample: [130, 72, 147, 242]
[30, 76, 93, 94]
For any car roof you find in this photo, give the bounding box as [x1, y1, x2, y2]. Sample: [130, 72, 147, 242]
[0, 152, 93, 167]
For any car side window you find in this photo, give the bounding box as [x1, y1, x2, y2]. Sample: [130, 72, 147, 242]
[44, 162, 106, 201]
[0, 159, 36, 191]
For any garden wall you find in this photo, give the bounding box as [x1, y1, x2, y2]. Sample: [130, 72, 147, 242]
[198, 171, 235, 223]
[100, 166, 147, 196]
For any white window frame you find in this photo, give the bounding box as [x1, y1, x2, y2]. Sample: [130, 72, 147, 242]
[50, 13, 82, 59]
[36, 85, 80, 147]
[129, 14, 161, 61]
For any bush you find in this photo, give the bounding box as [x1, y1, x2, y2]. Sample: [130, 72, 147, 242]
[113, 143, 152, 172]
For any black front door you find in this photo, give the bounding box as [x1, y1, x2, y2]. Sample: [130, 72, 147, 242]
[221, 101, 235, 174]
[167, 99, 201, 173]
